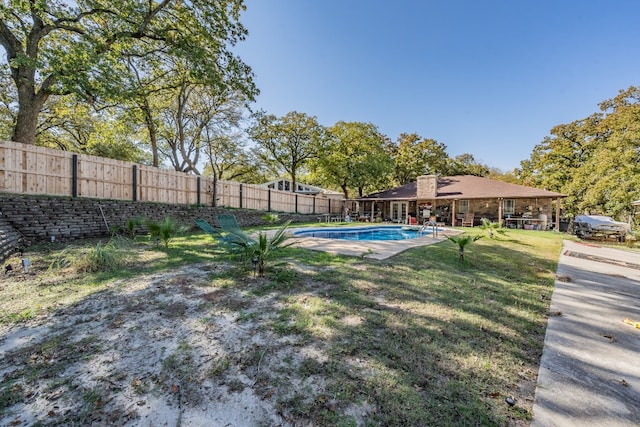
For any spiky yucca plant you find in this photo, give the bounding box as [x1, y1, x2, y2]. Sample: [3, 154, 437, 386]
[227, 220, 292, 277]
[447, 234, 483, 261]
[480, 217, 507, 239]
[147, 217, 185, 247]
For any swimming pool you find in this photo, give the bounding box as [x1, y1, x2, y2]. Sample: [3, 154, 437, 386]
[293, 225, 431, 241]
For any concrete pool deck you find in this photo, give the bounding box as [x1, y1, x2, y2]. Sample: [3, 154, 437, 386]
[285, 225, 461, 260]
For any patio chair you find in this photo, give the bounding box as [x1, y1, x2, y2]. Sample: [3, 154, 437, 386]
[216, 214, 242, 233]
[195, 217, 251, 246]
[461, 213, 475, 227]
[215, 214, 256, 244]
[195, 218, 222, 236]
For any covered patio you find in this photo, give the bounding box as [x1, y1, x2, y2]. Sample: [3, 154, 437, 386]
[355, 175, 565, 230]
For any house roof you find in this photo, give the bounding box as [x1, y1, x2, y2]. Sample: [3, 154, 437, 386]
[260, 178, 342, 195]
[358, 175, 565, 201]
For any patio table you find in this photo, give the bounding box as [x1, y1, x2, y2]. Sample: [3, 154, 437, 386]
[504, 217, 543, 229]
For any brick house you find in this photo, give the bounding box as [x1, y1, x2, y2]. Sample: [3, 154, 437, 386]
[354, 175, 565, 231]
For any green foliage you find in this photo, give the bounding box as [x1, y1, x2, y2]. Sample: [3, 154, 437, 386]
[156, 83, 251, 174]
[226, 220, 293, 277]
[76, 237, 131, 273]
[250, 111, 327, 191]
[2, 0, 257, 151]
[1, 229, 565, 424]
[125, 216, 146, 239]
[390, 133, 451, 185]
[147, 217, 187, 247]
[262, 213, 280, 223]
[446, 234, 483, 261]
[519, 86, 640, 220]
[480, 218, 507, 239]
[311, 121, 394, 198]
[48, 238, 131, 274]
[202, 133, 264, 183]
[447, 153, 491, 177]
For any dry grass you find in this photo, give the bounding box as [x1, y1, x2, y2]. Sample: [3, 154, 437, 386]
[0, 229, 564, 426]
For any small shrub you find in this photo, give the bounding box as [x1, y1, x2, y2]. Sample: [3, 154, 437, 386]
[125, 215, 146, 239]
[480, 217, 507, 239]
[147, 217, 187, 247]
[447, 234, 482, 261]
[224, 220, 292, 277]
[262, 213, 280, 223]
[76, 237, 130, 272]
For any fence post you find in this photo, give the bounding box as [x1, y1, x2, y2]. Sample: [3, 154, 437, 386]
[295, 194, 298, 213]
[212, 176, 217, 207]
[132, 165, 137, 201]
[71, 154, 78, 197]
[328, 198, 331, 214]
[196, 176, 201, 206]
[268, 189, 271, 212]
[313, 196, 316, 214]
[239, 183, 243, 208]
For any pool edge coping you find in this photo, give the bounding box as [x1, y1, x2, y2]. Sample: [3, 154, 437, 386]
[284, 225, 463, 260]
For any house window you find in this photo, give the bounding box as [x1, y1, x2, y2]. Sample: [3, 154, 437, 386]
[504, 199, 515, 214]
[458, 200, 470, 213]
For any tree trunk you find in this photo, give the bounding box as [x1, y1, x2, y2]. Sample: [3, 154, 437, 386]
[212, 174, 218, 207]
[12, 88, 48, 144]
[341, 184, 349, 199]
[290, 170, 297, 194]
[141, 99, 159, 167]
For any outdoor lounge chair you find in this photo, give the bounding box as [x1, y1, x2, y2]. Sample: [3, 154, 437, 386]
[215, 214, 256, 244]
[216, 214, 243, 233]
[195, 217, 252, 246]
[461, 213, 475, 227]
[195, 218, 222, 236]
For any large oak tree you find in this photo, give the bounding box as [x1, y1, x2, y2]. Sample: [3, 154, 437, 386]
[519, 86, 640, 220]
[312, 121, 393, 198]
[249, 111, 326, 193]
[0, 0, 256, 146]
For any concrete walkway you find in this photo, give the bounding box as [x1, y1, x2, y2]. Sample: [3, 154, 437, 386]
[532, 240, 640, 426]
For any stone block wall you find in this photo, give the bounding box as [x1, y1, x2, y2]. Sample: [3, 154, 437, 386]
[0, 213, 24, 261]
[0, 194, 315, 261]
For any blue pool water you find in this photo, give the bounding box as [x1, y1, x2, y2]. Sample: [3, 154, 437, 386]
[293, 225, 431, 241]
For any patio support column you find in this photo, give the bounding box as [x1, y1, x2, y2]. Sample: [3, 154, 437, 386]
[498, 198, 503, 225]
[371, 202, 375, 221]
[451, 200, 457, 226]
[555, 197, 561, 231]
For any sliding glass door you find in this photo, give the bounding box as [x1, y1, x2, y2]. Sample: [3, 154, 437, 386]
[391, 202, 407, 222]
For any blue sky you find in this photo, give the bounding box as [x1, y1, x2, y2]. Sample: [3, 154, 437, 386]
[233, 1, 640, 172]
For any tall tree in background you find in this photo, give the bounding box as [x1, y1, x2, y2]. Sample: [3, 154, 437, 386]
[249, 111, 326, 192]
[0, 0, 256, 146]
[518, 115, 602, 214]
[157, 81, 248, 174]
[312, 121, 393, 198]
[446, 153, 491, 176]
[519, 86, 640, 219]
[203, 134, 262, 183]
[571, 87, 640, 218]
[37, 95, 149, 163]
[390, 133, 451, 185]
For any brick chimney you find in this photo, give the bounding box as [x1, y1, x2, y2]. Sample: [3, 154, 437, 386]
[417, 175, 437, 199]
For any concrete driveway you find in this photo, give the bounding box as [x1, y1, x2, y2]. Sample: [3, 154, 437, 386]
[532, 240, 640, 426]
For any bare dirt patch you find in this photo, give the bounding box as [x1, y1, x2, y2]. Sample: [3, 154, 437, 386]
[0, 264, 359, 426]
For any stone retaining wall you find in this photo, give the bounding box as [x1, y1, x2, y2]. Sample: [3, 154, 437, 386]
[0, 194, 315, 261]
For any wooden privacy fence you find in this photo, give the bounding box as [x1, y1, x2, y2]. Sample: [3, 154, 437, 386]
[0, 141, 345, 214]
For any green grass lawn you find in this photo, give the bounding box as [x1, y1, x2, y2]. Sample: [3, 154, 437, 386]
[0, 227, 564, 426]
